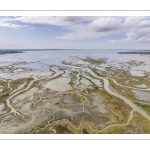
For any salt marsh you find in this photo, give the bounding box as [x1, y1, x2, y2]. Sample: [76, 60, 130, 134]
[0, 49, 150, 134]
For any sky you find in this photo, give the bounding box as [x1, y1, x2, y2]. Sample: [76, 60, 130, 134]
[0, 16, 150, 49]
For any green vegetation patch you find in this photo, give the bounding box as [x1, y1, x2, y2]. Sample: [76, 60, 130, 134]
[81, 57, 107, 65]
[134, 102, 150, 115]
[101, 112, 150, 134]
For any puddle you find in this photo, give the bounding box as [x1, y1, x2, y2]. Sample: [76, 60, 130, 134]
[132, 90, 150, 101]
[136, 84, 147, 88]
[130, 70, 145, 77]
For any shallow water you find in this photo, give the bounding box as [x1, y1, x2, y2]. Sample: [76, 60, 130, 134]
[130, 70, 145, 77]
[136, 84, 147, 88]
[45, 77, 73, 92]
[132, 90, 150, 101]
[1, 49, 150, 133]
[0, 50, 150, 79]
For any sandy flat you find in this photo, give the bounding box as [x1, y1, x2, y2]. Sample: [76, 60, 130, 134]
[130, 70, 145, 77]
[45, 78, 73, 91]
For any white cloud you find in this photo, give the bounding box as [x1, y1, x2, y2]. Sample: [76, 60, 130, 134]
[58, 17, 125, 40]
[124, 16, 146, 27]
[13, 16, 98, 27]
[138, 20, 150, 28]
[58, 29, 102, 40]
[88, 17, 123, 32]
[1, 16, 150, 43]
[15, 16, 56, 25]
[58, 16, 97, 23]
[108, 40, 116, 43]
[109, 19, 150, 43]
[30, 27, 36, 29]
[127, 26, 150, 42]
[0, 19, 21, 28]
[57, 23, 108, 40]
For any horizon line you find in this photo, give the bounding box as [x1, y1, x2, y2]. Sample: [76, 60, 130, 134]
[0, 48, 150, 50]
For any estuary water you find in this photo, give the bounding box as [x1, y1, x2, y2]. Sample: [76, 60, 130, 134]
[0, 49, 150, 79]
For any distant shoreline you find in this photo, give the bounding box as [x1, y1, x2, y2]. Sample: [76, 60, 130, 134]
[0, 49, 150, 51]
[0, 50, 23, 55]
[1, 49, 150, 55]
[118, 51, 150, 54]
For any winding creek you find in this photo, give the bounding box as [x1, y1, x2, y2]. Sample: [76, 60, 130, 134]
[87, 68, 150, 121]
[1, 67, 150, 133]
[2, 71, 64, 118]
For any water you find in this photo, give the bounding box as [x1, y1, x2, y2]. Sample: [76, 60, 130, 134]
[0, 49, 150, 79]
[132, 90, 150, 101]
[45, 78, 73, 91]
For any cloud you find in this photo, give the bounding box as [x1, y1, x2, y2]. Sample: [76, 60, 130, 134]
[1, 16, 150, 43]
[14, 16, 98, 26]
[57, 30, 102, 40]
[30, 27, 36, 29]
[109, 19, 150, 43]
[124, 16, 146, 27]
[127, 26, 150, 42]
[138, 37, 150, 42]
[58, 16, 95, 23]
[0, 18, 21, 28]
[138, 20, 150, 28]
[57, 23, 108, 40]
[58, 17, 125, 40]
[108, 40, 116, 43]
[14, 16, 56, 25]
[59, 17, 148, 40]
[88, 17, 123, 32]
